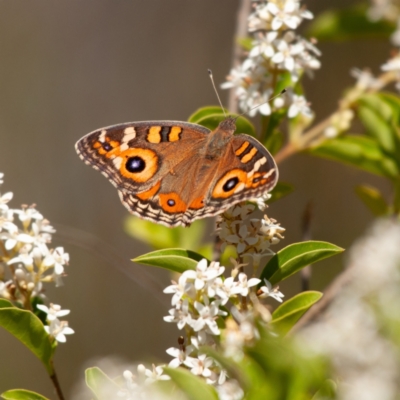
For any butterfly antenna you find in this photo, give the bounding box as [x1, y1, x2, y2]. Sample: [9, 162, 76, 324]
[234, 89, 287, 121]
[208, 69, 227, 118]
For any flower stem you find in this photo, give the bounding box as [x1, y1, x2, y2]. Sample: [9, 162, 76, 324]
[50, 364, 65, 400]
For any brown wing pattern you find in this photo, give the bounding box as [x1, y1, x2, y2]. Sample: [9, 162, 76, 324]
[75, 121, 211, 193]
[117, 133, 278, 227]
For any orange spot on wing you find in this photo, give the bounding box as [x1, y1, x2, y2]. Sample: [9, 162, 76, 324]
[235, 141, 249, 156]
[168, 126, 182, 142]
[94, 138, 121, 157]
[147, 126, 162, 143]
[212, 169, 247, 199]
[241, 147, 257, 163]
[159, 192, 187, 213]
[136, 181, 161, 200]
[189, 196, 205, 209]
[120, 148, 159, 183]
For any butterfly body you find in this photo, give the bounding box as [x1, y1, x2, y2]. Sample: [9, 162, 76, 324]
[76, 117, 278, 227]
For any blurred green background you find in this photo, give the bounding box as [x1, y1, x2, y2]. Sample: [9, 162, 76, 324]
[0, 0, 392, 398]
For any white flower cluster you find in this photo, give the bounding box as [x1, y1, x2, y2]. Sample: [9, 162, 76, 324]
[299, 219, 400, 400]
[117, 365, 170, 400]
[161, 257, 283, 398]
[222, 0, 319, 117]
[37, 303, 74, 343]
[0, 173, 73, 343]
[217, 202, 285, 268]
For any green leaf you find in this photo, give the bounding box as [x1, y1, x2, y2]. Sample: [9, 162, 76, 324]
[260, 241, 344, 285]
[0, 301, 55, 375]
[202, 347, 271, 399]
[261, 110, 287, 155]
[309, 135, 399, 179]
[237, 36, 253, 51]
[312, 379, 337, 400]
[124, 216, 206, 251]
[246, 332, 328, 399]
[357, 94, 400, 157]
[268, 182, 294, 203]
[188, 106, 256, 137]
[394, 178, 400, 215]
[355, 185, 388, 216]
[132, 248, 206, 273]
[188, 106, 228, 124]
[164, 367, 218, 400]
[1, 389, 50, 400]
[307, 4, 394, 41]
[379, 92, 400, 124]
[271, 291, 323, 335]
[85, 367, 121, 400]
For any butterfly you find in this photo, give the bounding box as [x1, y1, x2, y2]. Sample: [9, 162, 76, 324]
[75, 117, 278, 227]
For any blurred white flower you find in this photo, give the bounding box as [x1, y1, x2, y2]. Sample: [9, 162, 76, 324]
[44, 319, 74, 343]
[184, 354, 214, 378]
[299, 219, 400, 400]
[288, 93, 313, 118]
[258, 279, 284, 302]
[36, 303, 70, 321]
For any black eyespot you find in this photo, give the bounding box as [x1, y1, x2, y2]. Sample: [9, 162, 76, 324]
[167, 199, 175, 207]
[223, 177, 239, 192]
[126, 156, 145, 173]
[102, 142, 112, 152]
[253, 177, 261, 183]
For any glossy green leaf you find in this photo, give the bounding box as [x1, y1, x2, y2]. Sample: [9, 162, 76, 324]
[164, 367, 218, 400]
[312, 379, 337, 400]
[188, 106, 228, 124]
[271, 291, 323, 335]
[355, 185, 388, 216]
[0, 300, 55, 374]
[85, 367, 121, 400]
[132, 248, 205, 273]
[308, 4, 394, 41]
[188, 106, 256, 137]
[124, 216, 206, 251]
[202, 347, 271, 399]
[264, 130, 284, 155]
[246, 331, 328, 399]
[379, 92, 400, 124]
[394, 178, 400, 215]
[1, 389, 50, 400]
[309, 135, 399, 178]
[268, 182, 294, 203]
[357, 94, 400, 157]
[261, 110, 286, 155]
[260, 241, 344, 285]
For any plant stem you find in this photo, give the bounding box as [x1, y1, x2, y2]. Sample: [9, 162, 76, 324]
[50, 364, 65, 400]
[274, 70, 398, 164]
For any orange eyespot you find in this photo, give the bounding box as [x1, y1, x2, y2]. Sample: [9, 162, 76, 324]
[119, 148, 159, 183]
[159, 192, 187, 213]
[212, 169, 247, 199]
[93, 138, 120, 156]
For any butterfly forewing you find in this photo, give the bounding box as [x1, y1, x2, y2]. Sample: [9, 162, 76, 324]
[75, 121, 211, 193]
